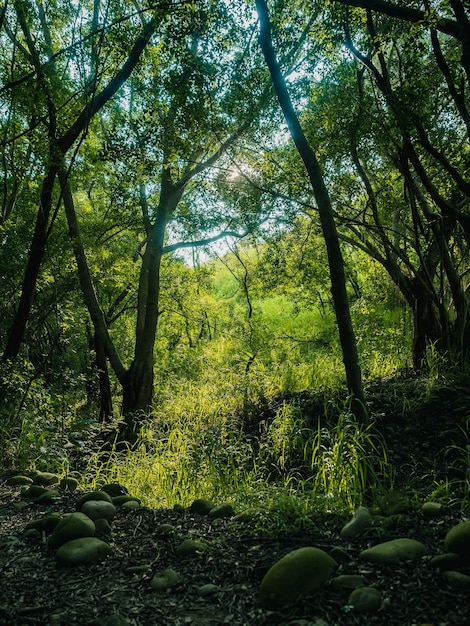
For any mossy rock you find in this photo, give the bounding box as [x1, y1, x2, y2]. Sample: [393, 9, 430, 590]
[340, 506, 372, 538]
[112, 495, 141, 507]
[430, 553, 466, 570]
[81, 500, 116, 521]
[359, 538, 426, 564]
[259, 547, 336, 609]
[34, 471, 59, 486]
[94, 519, 112, 536]
[444, 521, 470, 559]
[444, 570, 470, 589]
[35, 489, 60, 504]
[208, 503, 235, 519]
[49, 512, 95, 549]
[176, 539, 208, 557]
[59, 477, 79, 491]
[56, 537, 112, 566]
[76, 490, 113, 510]
[121, 500, 140, 510]
[157, 523, 177, 536]
[189, 499, 214, 515]
[24, 485, 48, 499]
[25, 514, 62, 534]
[348, 587, 382, 611]
[6, 475, 34, 487]
[331, 574, 366, 593]
[150, 568, 180, 591]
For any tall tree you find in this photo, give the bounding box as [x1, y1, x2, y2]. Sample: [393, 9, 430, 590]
[255, 0, 367, 420]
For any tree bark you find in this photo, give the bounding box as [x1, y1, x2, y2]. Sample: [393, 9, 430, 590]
[256, 0, 367, 421]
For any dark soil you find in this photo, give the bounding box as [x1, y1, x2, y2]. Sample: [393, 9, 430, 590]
[0, 374, 469, 626]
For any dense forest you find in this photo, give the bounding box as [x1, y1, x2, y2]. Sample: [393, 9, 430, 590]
[2, 1, 470, 624]
[0, 0, 469, 512]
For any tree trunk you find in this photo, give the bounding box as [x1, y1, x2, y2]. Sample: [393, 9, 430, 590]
[256, 0, 367, 421]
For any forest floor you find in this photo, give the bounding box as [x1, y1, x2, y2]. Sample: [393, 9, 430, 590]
[0, 373, 469, 626]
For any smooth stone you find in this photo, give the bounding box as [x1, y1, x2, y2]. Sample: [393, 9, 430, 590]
[189, 499, 214, 515]
[6, 475, 34, 486]
[340, 506, 372, 538]
[35, 489, 61, 504]
[34, 471, 59, 486]
[25, 514, 62, 534]
[430, 553, 466, 570]
[59, 477, 79, 491]
[94, 519, 112, 535]
[150, 568, 179, 590]
[348, 587, 382, 611]
[112, 495, 141, 507]
[444, 521, 470, 559]
[329, 546, 352, 563]
[49, 512, 95, 549]
[259, 547, 336, 609]
[359, 538, 426, 564]
[208, 503, 235, 519]
[100, 483, 129, 497]
[25, 485, 48, 499]
[444, 570, 470, 589]
[76, 490, 113, 510]
[331, 574, 366, 592]
[121, 500, 140, 510]
[56, 537, 112, 566]
[81, 500, 116, 522]
[421, 502, 444, 518]
[176, 539, 208, 557]
[198, 583, 220, 597]
[157, 523, 177, 535]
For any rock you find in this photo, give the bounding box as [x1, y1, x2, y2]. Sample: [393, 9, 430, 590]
[189, 499, 214, 515]
[100, 483, 129, 497]
[444, 521, 470, 559]
[340, 506, 372, 538]
[94, 519, 112, 536]
[34, 471, 59, 486]
[208, 503, 235, 519]
[421, 502, 445, 518]
[157, 523, 177, 535]
[331, 574, 366, 593]
[81, 500, 116, 522]
[329, 546, 352, 563]
[443, 570, 470, 589]
[176, 539, 208, 557]
[49, 512, 95, 549]
[6, 475, 33, 486]
[59, 477, 79, 491]
[25, 514, 62, 534]
[430, 553, 466, 570]
[198, 583, 220, 597]
[359, 538, 426, 564]
[25, 485, 48, 499]
[173, 504, 185, 513]
[35, 489, 61, 504]
[76, 490, 113, 510]
[259, 547, 336, 609]
[56, 537, 112, 566]
[348, 587, 382, 611]
[111, 495, 141, 507]
[150, 568, 179, 590]
[121, 500, 140, 510]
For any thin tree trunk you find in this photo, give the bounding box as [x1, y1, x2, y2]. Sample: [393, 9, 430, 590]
[256, 0, 367, 421]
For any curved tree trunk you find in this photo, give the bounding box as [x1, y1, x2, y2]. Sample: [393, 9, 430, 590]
[256, 0, 367, 422]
